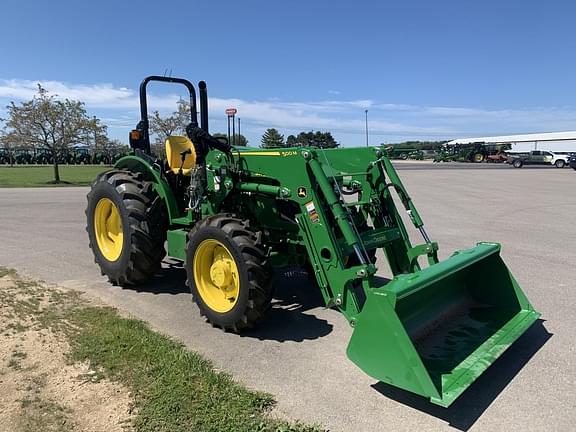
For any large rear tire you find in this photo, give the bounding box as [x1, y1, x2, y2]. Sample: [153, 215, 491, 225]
[512, 159, 523, 168]
[86, 169, 167, 286]
[473, 152, 485, 163]
[186, 215, 272, 332]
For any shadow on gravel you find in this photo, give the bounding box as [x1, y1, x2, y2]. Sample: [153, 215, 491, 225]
[133, 263, 334, 342]
[371, 319, 552, 431]
[242, 268, 334, 342]
[134, 260, 189, 295]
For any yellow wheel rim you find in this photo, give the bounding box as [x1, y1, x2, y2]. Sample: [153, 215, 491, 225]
[94, 198, 124, 262]
[193, 239, 240, 313]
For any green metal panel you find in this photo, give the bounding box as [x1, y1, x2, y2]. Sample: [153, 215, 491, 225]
[167, 229, 188, 261]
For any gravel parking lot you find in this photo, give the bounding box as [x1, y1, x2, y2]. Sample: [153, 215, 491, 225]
[0, 162, 574, 431]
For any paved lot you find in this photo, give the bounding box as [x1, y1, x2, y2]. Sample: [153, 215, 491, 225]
[0, 163, 574, 431]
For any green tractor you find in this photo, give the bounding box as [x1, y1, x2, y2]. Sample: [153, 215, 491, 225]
[384, 146, 424, 161]
[86, 76, 540, 407]
[14, 148, 33, 164]
[73, 146, 92, 165]
[35, 148, 53, 165]
[91, 150, 108, 165]
[0, 148, 12, 165]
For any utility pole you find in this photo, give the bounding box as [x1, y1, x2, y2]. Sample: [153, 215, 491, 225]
[365, 109, 369, 147]
[225, 108, 237, 145]
[238, 117, 241, 144]
[232, 113, 236, 146]
[227, 116, 231, 144]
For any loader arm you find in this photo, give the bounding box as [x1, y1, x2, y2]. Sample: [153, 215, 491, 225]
[201, 145, 540, 407]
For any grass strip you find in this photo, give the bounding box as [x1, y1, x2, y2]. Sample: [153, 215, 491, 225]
[68, 308, 320, 432]
[0, 165, 110, 187]
[0, 267, 321, 432]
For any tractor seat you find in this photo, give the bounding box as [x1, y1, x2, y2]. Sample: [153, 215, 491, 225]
[165, 135, 197, 176]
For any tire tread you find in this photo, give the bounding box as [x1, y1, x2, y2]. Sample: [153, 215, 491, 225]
[86, 169, 166, 286]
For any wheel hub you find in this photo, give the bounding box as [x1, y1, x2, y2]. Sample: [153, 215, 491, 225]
[209, 251, 234, 289]
[193, 240, 240, 313]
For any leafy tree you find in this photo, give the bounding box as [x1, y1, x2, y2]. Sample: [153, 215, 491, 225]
[2, 84, 95, 182]
[107, 139, 130, 163]
[232, 134, 249, 146]
[150, 142, 167, 159]
[260, 128, 285, 148]
[295, 131, 339, 148]
[286, 134, 297, 147]
[0, 125, 17, 166]
[150, 99, 191, 147]
[91, 137, 128, 164]
[87, 117, 109, 150]
[213, 133, 248, 147]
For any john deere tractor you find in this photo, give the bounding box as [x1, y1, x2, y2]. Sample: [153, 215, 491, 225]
[86, 76, 540, 407]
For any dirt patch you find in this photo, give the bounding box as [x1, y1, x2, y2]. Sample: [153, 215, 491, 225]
[0, 273, 134, 432]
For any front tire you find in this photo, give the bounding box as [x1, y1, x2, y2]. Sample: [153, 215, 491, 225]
[186, 215, 272, 332]
[86, 170, 167, 286]
[555, 160, 565, 168]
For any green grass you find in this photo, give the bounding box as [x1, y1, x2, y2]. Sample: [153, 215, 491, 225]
[0, 165, 111, 187]
[68, 308, 319, 432]
[0, 267, 321, 432]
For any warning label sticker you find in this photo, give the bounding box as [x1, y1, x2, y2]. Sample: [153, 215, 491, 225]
[305, 201, 319, 223]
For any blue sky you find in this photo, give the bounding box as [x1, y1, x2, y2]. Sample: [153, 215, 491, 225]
[1, 0, 576, 146]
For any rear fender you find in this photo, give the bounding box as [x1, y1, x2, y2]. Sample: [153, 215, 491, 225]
[114, 155, 181, 222]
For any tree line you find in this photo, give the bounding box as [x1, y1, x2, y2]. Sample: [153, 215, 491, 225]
[0, 85, 382, 183]
[143, 100, 341, 150]
[260, 128, 339, 149]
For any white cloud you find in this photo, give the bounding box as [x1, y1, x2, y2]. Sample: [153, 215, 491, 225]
[0, 79, 135, 107]
[2, 78, 576, 143]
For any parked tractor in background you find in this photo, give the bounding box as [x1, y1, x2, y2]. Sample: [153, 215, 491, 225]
[85, 76, 540, 407]
[384, 146, 424, 160]
[0, 148, 12, 165]
[13, 148, 33, 164]
[434, 142, 511, 163]
[0, 144, 128, 165]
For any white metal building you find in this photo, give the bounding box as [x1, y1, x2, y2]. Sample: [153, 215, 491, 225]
[448, 131, 576, 152]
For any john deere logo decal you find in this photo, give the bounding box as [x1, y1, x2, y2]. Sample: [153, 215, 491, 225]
[297, 187, 307, 198]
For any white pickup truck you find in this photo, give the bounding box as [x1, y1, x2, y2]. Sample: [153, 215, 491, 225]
[506, 150, 570, 168]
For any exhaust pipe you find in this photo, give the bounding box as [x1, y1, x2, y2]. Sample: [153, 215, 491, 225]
[199, 81, 209, 133]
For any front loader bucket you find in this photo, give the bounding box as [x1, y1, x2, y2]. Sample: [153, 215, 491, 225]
[347, 242, 539, 407]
